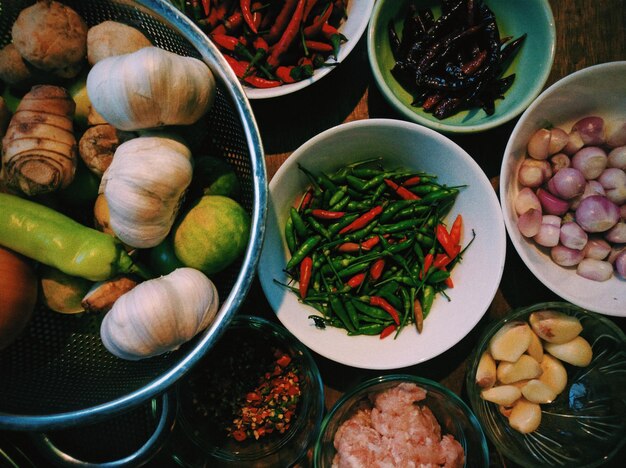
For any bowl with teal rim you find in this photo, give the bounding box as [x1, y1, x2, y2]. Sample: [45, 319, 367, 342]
[465, 301, 626, 467]
[367, 0, 555, 133]
[313, 374, 489, 467]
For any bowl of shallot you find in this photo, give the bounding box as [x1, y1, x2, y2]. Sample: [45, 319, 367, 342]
[500, 61, 626, 317]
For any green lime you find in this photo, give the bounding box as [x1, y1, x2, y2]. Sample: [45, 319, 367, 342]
[191, 156, 241, 199]
[58, 160, 100, 206]
[173, 195, 250, 276]
[67, 71, 91, 129]
[148, 237, 185, 276]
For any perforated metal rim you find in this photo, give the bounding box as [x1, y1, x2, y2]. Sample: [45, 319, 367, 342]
[0, 0, 267, 430]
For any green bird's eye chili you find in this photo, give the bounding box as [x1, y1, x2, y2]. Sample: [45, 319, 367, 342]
[279, 160, 474, 339]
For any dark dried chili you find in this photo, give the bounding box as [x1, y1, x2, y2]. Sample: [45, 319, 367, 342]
[389, 0, 526, 119]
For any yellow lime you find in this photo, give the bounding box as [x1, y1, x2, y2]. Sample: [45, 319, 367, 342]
[173, 195, 250, 276]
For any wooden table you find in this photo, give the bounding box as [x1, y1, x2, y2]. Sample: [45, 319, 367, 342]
[242, 0, 626, 465]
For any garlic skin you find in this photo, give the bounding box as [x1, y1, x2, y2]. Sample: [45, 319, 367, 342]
[100, 133, 192, 248]
[100, 268, 219, 360]
[86, 46, 216, 131]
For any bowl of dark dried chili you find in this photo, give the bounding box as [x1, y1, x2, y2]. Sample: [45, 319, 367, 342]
[176, 314, 324, 465]
[368, 0, 555, 133]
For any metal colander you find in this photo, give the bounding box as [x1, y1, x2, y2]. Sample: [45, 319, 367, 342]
[0, 0, 266, 430]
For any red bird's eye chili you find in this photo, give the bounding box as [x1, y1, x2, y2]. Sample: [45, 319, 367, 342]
[369, 296, 401, 325]
[266, 0, 306, 68]
[384, 178, 420, 200]
[339, 205, 383, 234]
[369, 258, 385, 282]
[379, 324, 397, 339]
[449, 214, 463, 246]
[436, 223, 458, 258]
[310, 209, 346, 220]
[299, 256, 313, 299]
[240, 0, 257, 33]
[346, 272, 366, 289]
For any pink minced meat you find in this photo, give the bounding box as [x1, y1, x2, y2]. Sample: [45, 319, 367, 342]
[332, 383, 465, 468]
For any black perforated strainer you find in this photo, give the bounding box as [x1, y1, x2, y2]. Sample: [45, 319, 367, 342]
[0, 0, 266, 430]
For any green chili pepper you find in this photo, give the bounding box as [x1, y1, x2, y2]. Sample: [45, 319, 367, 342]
[346, 175, 368, 192]
[346, 200, 372, 211]
[421, 284, 436, 318]
[344, 299, 360, 330]
[348, 323, 386, 336]
[330, 296, 356, 333]
[330, 195, 350, 211]
[306, 216, 331, 240]
[328, 186, 348, 207]
[427, 269, 451, 284]
[352, 299, 391, 320]
[284, 217, 297, 254]
[0, 193, 150, 281]
[286, 235, 322, 270]
[290, 207, 308, 238]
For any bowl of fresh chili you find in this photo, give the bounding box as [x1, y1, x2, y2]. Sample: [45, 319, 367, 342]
[170, 0, 375, 99]
[367, 0, 555, 133]
[258, 118, 507, 370]
[175, 314, 325, 466]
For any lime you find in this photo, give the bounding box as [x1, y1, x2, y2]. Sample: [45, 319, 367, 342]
[173, 195, 250, 276]
[148, 236, 185, 276]
[191, 156, 241, 199]
[67, 71, 91, 129]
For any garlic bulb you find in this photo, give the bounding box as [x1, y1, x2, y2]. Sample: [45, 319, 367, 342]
[99, 133, 192, 248]
[86, 46, 216, 131]
[100, 267, 219, 360]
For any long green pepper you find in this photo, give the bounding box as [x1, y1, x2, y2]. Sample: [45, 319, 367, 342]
[0, 193, 150, 281]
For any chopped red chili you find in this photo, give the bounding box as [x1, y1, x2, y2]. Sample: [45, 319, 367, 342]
[186, 329, 302, 444]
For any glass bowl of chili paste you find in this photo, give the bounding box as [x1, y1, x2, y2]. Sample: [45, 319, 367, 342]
[176, 314, 324, 466]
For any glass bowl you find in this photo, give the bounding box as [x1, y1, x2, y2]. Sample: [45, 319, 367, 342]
[313, 374, 489, 467]
[176, 314, 324, 467]
[466, 301, 626, 467]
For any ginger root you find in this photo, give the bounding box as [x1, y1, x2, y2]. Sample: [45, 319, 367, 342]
[2, 85, 77, 196]
[79, 124, 136, 177]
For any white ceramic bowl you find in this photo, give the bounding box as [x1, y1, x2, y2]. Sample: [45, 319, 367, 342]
[500, 61, 626, 317]
[246, 0, 375, 99]
[259, 119, 506, 370]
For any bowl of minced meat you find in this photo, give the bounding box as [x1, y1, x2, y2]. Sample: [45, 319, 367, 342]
[313, 375, 489, 467]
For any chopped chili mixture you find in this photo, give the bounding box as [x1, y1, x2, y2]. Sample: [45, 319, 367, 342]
[187, 328, 302, 443]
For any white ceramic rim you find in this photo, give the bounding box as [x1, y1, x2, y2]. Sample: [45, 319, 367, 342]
[500, 61, 626, 317]
[260, 118, 507, 369]
[245, 0, 375, 99]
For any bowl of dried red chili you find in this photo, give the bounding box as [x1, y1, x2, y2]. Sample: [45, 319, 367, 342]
[368, 0, 555, 133]
[175, 314, 324, 465]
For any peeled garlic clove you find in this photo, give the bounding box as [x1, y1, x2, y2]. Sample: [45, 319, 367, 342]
[527, 330, 544, 363]
[529, 310, 583, 344]
[489, 321, 533, 362]
[544, 336, 593, 367]
[521, 379, 558, 404]
[508, 399, 542, 434]
[481, 385, 522, 406]
[475, 351, 497, 389]
[539, 354, 568, 395]
[497, 354, 543, 384]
